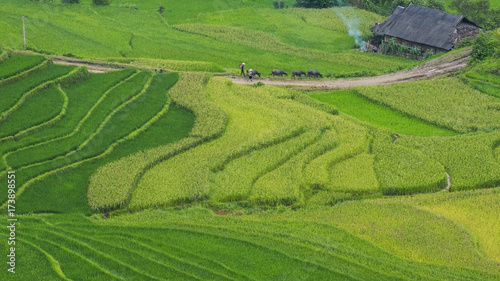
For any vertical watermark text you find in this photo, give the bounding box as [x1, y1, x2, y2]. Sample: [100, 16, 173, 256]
[7, 171, 16, 274]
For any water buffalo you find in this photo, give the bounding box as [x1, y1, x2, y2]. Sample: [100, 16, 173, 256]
[308, 70, 323, 78]
[247, 69, 261, 77]
[292, 70, 306, 78]
[270, 69, 288, 77]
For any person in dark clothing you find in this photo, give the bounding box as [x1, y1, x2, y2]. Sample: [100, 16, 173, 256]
[239, 63, 245, 76]
[247, 69, 253, 81]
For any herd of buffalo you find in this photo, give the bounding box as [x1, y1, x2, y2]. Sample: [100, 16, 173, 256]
[246, 69, 323, 78]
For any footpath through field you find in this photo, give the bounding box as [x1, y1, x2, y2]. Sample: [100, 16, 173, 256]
[231, 49, 471, 88]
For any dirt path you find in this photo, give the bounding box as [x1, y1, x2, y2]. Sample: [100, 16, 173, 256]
[231, 49, 471, 89]
[14, 48, 470, 80]
[51, 57, 120, 73]
[12, 51, 121, 73]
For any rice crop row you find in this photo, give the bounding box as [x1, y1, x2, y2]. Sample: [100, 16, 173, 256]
[250, 129, 338, 205]
[73, 72, 177, 161]
[0, 66, 88, 125]
[307, 190, 353, 206]
[310, 90, 457, 136]
[0, 86, 65, 139]
[88, 72, 221, 211]
[395, 187, 500, 263]
[328, 153, 379, 194]
[465, 71, 500, 85]
[0, 68, 138, 204]
[131, 77, 333, 208]
[291, 199, 499, 276]
[130, 77, 376, 209]
[0, 57, 51, 87]
[12, 85, 68, 140]
[0, 72, 181, 211]
[212, 129, 316, 202]
[303, 116, 370, 191]
[465, 79, 500, 99]
[10, 189, 496, 281]
[398, 131, 500, 191]
[0, 69, 136, 175]
[0, 54, 45, 79]
[4, 70, 146, 169]
[7, 72, 153, 172]
[15, 96, 193, 215]
[130, 58, 224, 73]
[0, 63, 74, 115]
[375, 144, 447, 195]
[354, 78, 500, 133]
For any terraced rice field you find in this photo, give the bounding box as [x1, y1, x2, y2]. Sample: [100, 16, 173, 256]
[2, 187, 499, 280]
[1, 38, 499, 279]
[0, 54, 194, 214]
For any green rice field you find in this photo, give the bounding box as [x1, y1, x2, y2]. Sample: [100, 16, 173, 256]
[1, 1, 500, 279]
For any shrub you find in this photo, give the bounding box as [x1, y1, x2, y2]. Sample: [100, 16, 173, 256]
[423, 49, 434, 60]
[158, 4, 165, 14]
[471, 30, 499, 62]
[409, 46, 420, 59]
[61, 0, 79, 3]
[398, 44, 410, 57]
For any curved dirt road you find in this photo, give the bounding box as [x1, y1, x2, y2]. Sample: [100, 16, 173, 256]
[231, 49, 471, 89]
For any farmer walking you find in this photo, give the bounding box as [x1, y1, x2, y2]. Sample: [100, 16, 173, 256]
[239, 62, 245, 76]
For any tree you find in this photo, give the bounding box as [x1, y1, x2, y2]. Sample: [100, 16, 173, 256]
[451, 0, 489, 23]
[294, 0, 338, 8]
[92, 0, 110, 5]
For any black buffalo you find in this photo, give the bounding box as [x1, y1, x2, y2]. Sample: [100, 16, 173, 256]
[292, 70, 306, 78]
[247, 69, 261, 77]
[270, 69, 288, 77]
[308, 70, 323, 78]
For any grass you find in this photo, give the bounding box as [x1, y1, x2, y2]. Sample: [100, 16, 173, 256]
[310, 89, 457, 136]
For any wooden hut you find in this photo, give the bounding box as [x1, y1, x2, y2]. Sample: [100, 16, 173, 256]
[370, 4, 483, 54]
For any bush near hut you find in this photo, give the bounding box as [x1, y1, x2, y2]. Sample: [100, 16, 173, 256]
[471, 30, 500, 62]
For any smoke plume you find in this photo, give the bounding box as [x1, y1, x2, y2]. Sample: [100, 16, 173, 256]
[334, 8, 366, 51]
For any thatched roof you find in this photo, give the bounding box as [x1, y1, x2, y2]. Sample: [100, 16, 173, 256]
[371, 4, 480, 50]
